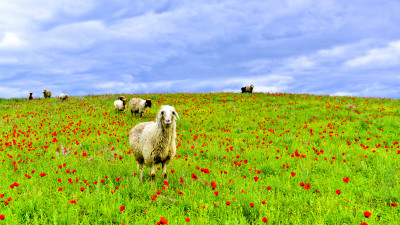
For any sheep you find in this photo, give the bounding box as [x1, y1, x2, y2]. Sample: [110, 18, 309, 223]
[241, 87, 246, 93]
[29, 93, 33, 100]
[119, 96, 126, 101]
[129, 105, 180, 186]
[114, 98, 128, 113]
[244, 84, 254, 93]
[129, 98, 152, 117]
[43, 89, 52, 98]
[59, 94, 69, 101]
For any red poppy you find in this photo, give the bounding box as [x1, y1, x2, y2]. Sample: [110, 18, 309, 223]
[262, 201, 266, 204]
[391, 203, 398, 207]
[58, 188, 63, 191]
[80, 187, 84, 191]
[120, 205, 125, 211]
[343, 177, 349, 183]
[157, 190, 161, 195]
[267, 186, 271, 190]
[254, 177, 259, 182]
[360, 223, 368, 225]
[159, 217, 168, 224]
[262, 217, 268, 222]
[164, 181, 169, 186]
[226, 201, 231, 205]
[185, 217, 190, 222]
[336, 190, 341, 195]
[249, 203, 254, 207]
[192, 173, 198, 180]
[214, 191, 219, 196]
[300, 182, 305, 187]
[0, 215, 4, 220]
[291, 172, 296, 177]
[152, 195, 157, 201]
[364, 211, 371, 218]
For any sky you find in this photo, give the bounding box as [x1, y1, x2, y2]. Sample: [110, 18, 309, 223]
[1, 0, 400, 99]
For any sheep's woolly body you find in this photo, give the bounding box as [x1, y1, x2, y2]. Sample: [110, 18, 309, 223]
[245, 85, 254, 93]
[43, 89, 52, 98]
[129, 98, 151, 117]
[114, 100, 127, 112]
[59, 94, 69, 100]
[129, 105, 178, 185]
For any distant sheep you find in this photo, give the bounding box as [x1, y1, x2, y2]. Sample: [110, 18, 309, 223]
[59, 94, 69, 101]
[129, 98, 152, 117]
[43, 89, 52, 98]
[114, 98, 128, 113]
[29, 93, 33, 100]
[242, 84, 254, 93]
[129, 105, 179, 186]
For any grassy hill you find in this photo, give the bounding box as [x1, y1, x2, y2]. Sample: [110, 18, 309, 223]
[1, 92, 399, 224]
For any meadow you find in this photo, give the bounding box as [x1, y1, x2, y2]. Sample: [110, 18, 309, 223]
[0, 92, 399, 224]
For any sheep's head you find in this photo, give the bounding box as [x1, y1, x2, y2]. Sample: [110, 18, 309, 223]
[122, 99, 127, 106]
[158, 105, 179, 127]
[119, 96, 126, 101]
[250, 84, 254, 88]
[43, 89, 47, 93]
[29, 93, 33, 95]
[145, 99, 152, 108]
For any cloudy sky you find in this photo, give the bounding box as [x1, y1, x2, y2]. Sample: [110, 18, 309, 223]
[1, 0, 400, 98]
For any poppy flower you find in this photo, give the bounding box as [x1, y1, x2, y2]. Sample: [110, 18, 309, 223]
[336, 190, 341, 195]
[80, 187, 84, 191]
[120, 205, 125, 211]
[157, 190, 161, 195]
[262, 201, 266, 204]
[364, 211, 371, 218]
[262, 217, 268, 222]
[267, 186, 271, 190]
[360, 223, 368, 225]
[185, 217, 190, 222]
[254, 177, 259, 182]
[391, 203, 398, 207]
[164, 181, 169, 186]
[226, 201, 231, 205]
[291, 172, 296, 177]
[192, 173, 198, 180]
[58, 188, 63, 191]
[249, 203, 254, 207]
[158, 217, 168, 224]
[214, 191, 219, 196]
[343, 177, 349, 183]
[0, 215, 4, 220]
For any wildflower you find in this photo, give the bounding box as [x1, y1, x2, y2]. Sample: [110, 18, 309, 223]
[226, 201, 231, 205]
[0, 215, 4, 220]
[262, 217, 268, 222]
[390, 203, 397, 207]
[336, 190, 341, 195]
[250, 203, 254, 207]
[343, 177, 349, 183]
[364, 211, 371, 218]
[120, 205, 125, 211]
[185, 217, 190, 222]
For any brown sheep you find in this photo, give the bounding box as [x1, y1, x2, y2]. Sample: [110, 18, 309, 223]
[43, 89, 52, 98]
[245, 84, 254, 93]
[29, 93, 33, 100]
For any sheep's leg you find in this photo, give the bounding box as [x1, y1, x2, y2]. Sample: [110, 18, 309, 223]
[139, 164, 143, 182]
[162, 163, 168, 182]
[150, 165, 155, 187]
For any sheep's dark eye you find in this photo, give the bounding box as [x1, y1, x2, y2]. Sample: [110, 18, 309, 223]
[161, 111, 164, 115]
[172, 111, 175, 115]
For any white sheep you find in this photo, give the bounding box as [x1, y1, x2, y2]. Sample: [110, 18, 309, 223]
[129, 105, 180, 186]
[59, 94, 69, 101]
[114, 98, 128, 113]
[129, 98, 152, 117]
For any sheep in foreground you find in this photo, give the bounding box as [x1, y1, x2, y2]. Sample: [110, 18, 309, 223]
[129, 105, 179, 186]
[129, 98, 152, 117]
[43, 89, 52, 98]
[114, 98, 128, 113]
[59, 94, 69, 101]
[29, 93, 33, 100]
[245, 84, 254, 93]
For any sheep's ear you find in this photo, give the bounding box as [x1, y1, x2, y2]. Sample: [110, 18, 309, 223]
[174, 111, 180, 120]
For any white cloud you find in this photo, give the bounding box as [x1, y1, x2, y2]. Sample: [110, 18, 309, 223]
[344, 40, 400, 68]
[0, 32, 26, 49]
[330, 91, 357, 97]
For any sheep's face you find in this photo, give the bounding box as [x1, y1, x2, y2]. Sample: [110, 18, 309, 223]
[145, 99, 152, 108]
[122, 99, 127, 106]
[159, 105, 179, 127]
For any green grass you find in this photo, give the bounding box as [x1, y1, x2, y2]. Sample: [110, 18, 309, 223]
[1, 92, 400, 224]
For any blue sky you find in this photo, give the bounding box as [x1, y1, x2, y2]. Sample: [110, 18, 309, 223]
[1, 0, 400, 98]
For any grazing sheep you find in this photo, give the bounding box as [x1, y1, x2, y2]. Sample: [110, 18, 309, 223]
[244, 84, 254, 93]
[129, 98, 152, 117]
[241, 87, 246, 93]
[29, 93, 33, 100]
[129, 105, 180, 186]
[59, 94, 69, 101]
[114, 98, 128, 113]
[119, 96, 126, 101]
[43, 89, 52, 98]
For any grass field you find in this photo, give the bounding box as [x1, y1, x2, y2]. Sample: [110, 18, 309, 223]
[1, 92, 399, 224]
